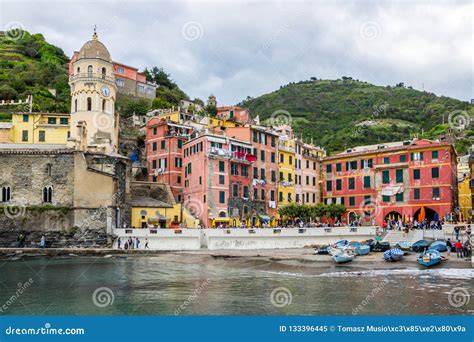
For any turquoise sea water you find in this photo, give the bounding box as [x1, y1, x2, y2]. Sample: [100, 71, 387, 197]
[0, 256, 472, 315]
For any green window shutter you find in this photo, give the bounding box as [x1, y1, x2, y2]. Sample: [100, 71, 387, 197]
[336, 179, 342, 190]
[368, 159, 373, 168]
[219, 191, 225, 204]
[161, 140, 165, 149]
[336, 163, 341, 172]
[383, 195, 390, 202]
[395, 192, 403, 202]
[413, 169, 420, 180]
[349, 177, 355, 189]
[219, 161, 225, 172]
[326, 180, 332, 191]
[414, 188, 420, 200]
[382, 170, 390, 184]
[177, 140, 182, 148]
[431, 167, 439, 178]
[400, 155, 406, 162]
[396, 169, 403, 183]
[363, 176, 371, 188]
[349, 196, 355, 206]
[432, 150, 438, 159]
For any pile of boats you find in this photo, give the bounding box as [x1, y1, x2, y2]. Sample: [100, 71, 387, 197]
[315, 238, 446, 267]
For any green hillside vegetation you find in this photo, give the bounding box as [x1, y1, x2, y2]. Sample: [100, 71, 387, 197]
[240, 78, 473, 154]
[0, 31, 70, 113]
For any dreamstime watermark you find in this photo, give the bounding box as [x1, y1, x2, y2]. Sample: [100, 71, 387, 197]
[184, 198, 205, 218]
[181, 21, 204, 41]
[92, 287, 115, 307]
[447, 110, 470, 130]
[0, 278, 34, 313]
[270, 287, 292, 308]
[352, 281, 387, 315]
[359, 21, 381, 41]
[3, 21, 26, 41]
[92, 112, 114, 130]
[268, 109, 292, 127]
[351, 102, 389, 138]
[3, 203, 26, 219]
[174, 279, 210, 315]
[448, 287, 470, 308]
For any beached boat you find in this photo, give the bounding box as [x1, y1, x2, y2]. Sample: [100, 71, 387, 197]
[429, 241, 447, 252]
[334, 239, 349, 247]
[417, 249, 442, 267]
[373, 242, 391, 252]
[333, 252, 353, 263]
[383, 248, 404, 262]
[396, 241, 412, 251]
[412, 240, 430, 252]
[354, 245, 370, 255]
[315, 245, 331, 255]
[365, 239, 376, 251]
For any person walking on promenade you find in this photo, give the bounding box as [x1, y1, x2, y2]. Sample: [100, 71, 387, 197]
[117, 237, 121, 249]
[39, 235, 46, 249]
[466, 225, 471, 239]
[145, 238, 149, 249]
[454, 226, 460, 241]
[454, 240, 463, 258]
[136, 237, 140, 249]
[446, 238, 452, 256]
[463, 239, 471, 258]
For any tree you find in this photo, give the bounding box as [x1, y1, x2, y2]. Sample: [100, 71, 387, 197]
[310, 203, 326, 221]
[326, 204, 346, 221]
[205, 104, 217, 116]
[0, 85, 18, 100]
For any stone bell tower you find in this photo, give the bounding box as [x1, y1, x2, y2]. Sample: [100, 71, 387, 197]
[68, 28, 119, 154]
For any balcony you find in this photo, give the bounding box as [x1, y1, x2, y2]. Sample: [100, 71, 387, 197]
[69, 73, 116, 86]
[278, 143, 295, 153]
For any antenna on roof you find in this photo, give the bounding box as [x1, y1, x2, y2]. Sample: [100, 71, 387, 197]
[92, 25, 98, 40]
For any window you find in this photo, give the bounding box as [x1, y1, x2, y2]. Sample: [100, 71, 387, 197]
[348, 177, 355, 190]
[137, 84, 145, 93]
[364, 195, 371, 204]
[177, 176, 181, 184]
[271, 190, 275, 201]
[414, 188, 420, 200]
[243, 186, 249, 198]
[382, 170, 390, 184]
[199, 176, 202, 184]
[177, 140, 182, 148]
[87, 65, 93, 74]
[431, 167, 439, 178]
[23, 114, 29, 122]
[396, 169, 403, 183]
[336, 179, 342, 191]
[271, 152, 276, 163]
[47, 117, 56, 125]
[326, 180, 332, 191]
[76, 67, 80, 74]
[38, 131, 45, 142]
[74, 99, 78, 112]
[400, 155, 406, 162]
[411, 152, 424, 161]
[363, 176, 371, 188]
[349, 197, 355, 206]
[187, 163, 192, 174]
[287, 193, 292, 202]
[60, 117, 68, 125]
[253, 131, 258, 142]
[1, 186, 11, 202]
[21, 130, 28, 142]
[382, 195, 390, 202]
[432, 187, 440, 199]
[289, 156, 292, 165]
[161, 140, 166, 149]
[117, 67, 125, 74]
[432, 150, 439, 159]
[288, 173, 292, 183]
[279, 172, 284, 181]
[87, 97, 92, 111]
[383, 157, 390, 164]
[280, 154, 284, 163]
[219, 161, 225, 172]
[279, 192, 283, 201]
[271, 136, 276, 147]
[219, 191, 225, 204]
[101, 67, 106, 77]
[241, 165, 248, 177]
[395, 192, 403, 202]
[271, 171, 276, 182]
[42, 186, 52, 203]
[116, 79, 125, 87]
[261, 189, 265, 200]
[306, 175, 309, 185]
[102, 99, 106, 111]
[336, 163, 342, 172]
[326, 164, 332, 173]
[152, 160, 157, 169]
[153, 127, 157, 135]
[233, 184, 238, 197]
[347, 160, 357, 171]
[295, 194, 300, 203]
[260, 168, 265, 180]
[413, 169, 420, 180]
[254, 188, 258, 200]
[174, 158, 182, 168]
[152, 142, 157, 151]
[260, 150, 265, 161]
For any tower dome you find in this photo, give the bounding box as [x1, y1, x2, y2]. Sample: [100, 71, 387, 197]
[77, 30, 111, 62]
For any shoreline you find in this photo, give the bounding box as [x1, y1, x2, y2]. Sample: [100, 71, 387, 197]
[1, 247, 472, 272]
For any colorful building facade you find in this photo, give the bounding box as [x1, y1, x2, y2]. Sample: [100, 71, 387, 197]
[322, 139, 457, 226]
[8, 112, 70, 145]
[295, 139, 324, 205]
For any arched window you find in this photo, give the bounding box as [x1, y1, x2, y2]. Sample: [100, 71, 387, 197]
[74, 99, 78, 112]
[87, 65, 93, 76]
[42, 186, 52, 203]
[87, 97, 92, 111]
[101, 67, 106, 79]
[102, 99, 106, 112]
[1, 186, 11, 202]
[77, 67, 80, 74]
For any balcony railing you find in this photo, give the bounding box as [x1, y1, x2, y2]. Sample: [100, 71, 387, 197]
[70, 73, 116, 85]
[207, 148, 256, 163]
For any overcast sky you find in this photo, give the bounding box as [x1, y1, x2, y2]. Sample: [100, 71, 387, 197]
[1, 0, 472, 105]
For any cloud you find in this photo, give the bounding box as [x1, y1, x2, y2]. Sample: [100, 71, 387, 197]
[1, 0, 471, 104]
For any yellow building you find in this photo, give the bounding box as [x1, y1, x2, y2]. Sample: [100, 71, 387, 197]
[458, 175, 472, 221]
[277, 137, 296, 209]
[10, 112, 70, 144]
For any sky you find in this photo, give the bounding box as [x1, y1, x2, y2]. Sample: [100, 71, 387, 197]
[1, 0, 472, 105]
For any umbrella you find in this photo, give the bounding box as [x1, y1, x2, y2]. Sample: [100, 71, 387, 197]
[419, 207, 426, 221]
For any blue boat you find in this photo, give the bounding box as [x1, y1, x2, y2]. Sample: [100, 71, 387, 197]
[334, 239, 349, 247]
[384, 248, 404, 262]
[430, 241, 447, 252]
[397, 241, 412, 251]
[412, 239, 430, 252]
[354, 245, 370, 255]
[333, 252, 353, 263]
[417, 249, 442, 267]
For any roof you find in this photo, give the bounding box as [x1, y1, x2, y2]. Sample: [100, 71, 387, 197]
[77, 32, 111, 62]
[131, 197, 173, 208]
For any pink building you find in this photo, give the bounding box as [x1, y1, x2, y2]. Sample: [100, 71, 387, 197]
[182, 132, 257, 227]
[145, 117, 193, 202]
[216, 106, 250, 124]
